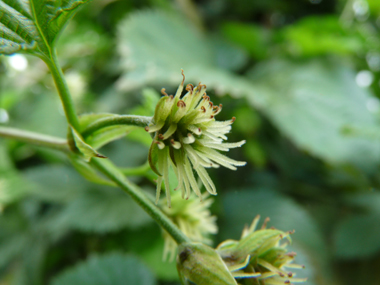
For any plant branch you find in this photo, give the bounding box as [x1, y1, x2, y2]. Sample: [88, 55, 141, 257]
[0, 126, 70, 152]
[0, 126, 190, 244]
[91, 158, 191, 245]
[121, 161, 151, 176]
[81, 115, 152, 138]
[45, 50, 80, 130]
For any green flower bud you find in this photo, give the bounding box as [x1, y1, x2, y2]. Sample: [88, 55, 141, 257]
[216, 216, 307, 285]
[160, 192, 217, 262]
[176, 242, 238, 285]
[147, 70, 246, 207]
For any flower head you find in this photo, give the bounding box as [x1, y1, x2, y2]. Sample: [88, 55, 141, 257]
[160, 192, 217, 261]
[216, 215, 307, 285]
[146, 70, 246, 206]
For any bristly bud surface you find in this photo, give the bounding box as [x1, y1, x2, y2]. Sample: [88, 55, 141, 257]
[147, 70, 246, 207]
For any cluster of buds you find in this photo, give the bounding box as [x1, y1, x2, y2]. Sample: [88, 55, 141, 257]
[176, 216, 306, 285]
[160, 192, 217, 262]
[146, 70, 246, 207]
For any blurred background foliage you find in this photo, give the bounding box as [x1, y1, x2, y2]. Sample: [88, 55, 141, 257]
[1, 0, 380, 284]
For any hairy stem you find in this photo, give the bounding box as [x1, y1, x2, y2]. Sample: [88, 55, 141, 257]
[81, 115, 152, 138]
[45, 50, 80, 130]
[91, 158, 190, 245]
[121, 161, 151, 176]
[0, 127, 70, 152]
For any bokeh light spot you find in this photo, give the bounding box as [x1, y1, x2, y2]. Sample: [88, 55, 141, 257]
[8, 54, 28, 71]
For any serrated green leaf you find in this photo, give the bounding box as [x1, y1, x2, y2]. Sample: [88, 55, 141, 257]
[71, 127, 107, 162]
[51, 253, 157, 285]
[116, 9, 255, 99]
[54, 187, 151, 233]
[0, 143, 32, 207]
[0, 171, 32, 207]
[0, 0, 91, 57]
[246, 59, 380, 171]
[23, 165, 86, 202]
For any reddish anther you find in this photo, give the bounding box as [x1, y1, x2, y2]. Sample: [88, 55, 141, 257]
[161, 88, 168, 96]
[180, 69, 185, 85]
[177, 100, 186, 107]
[261, 217, 270, 229]
[186, 84, 194, 92]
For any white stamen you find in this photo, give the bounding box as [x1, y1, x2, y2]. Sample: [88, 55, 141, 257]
[171, 140, 182, 149]
[183, 133, 195, 144]
[188, 125, 202, 135]
[156, 141, 166, 149]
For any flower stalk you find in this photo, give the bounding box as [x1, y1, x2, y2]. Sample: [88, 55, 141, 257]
[90, 158, 191, 245]
[81, 115, 152, 138]
[0, 126, 70, 152]
[44, 50, 81, 131]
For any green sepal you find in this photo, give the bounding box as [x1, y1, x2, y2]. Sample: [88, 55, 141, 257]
[148, 137, 162, 176]
[70, 126, 107, 162]
[152, 96, 168, 124]
[234, 229, 284, 259]
[176, 242, 238, 285]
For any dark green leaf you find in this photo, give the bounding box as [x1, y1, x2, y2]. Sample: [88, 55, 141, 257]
[23, 165, 86, 202]
[117, 9, 258, 101]
[334, 212, 380, 258]
[51, 253, 157, 285]
[0, 0, 91, 57]
[54, 187, 151, 233]
[247, 58, 380, 171]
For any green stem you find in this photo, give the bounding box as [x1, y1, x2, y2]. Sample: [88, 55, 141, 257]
[0, 126, 189, 244]
[91, 158, 190, 245]
[0, 126, 70, 152]
[82, 115, 152, 137]
[121, 161, 151, 176]
[45, 50, 80, 130]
